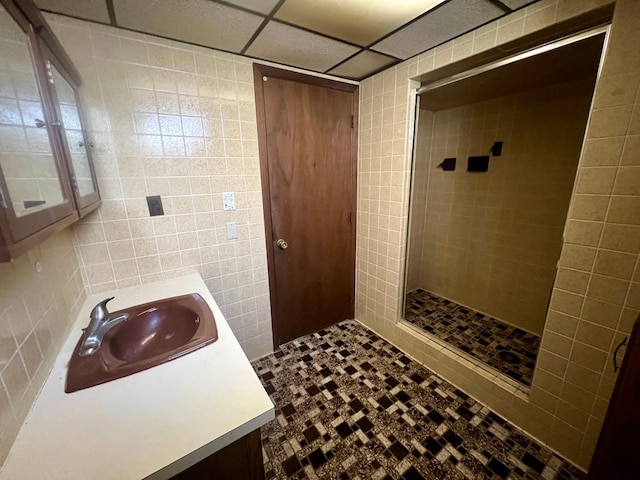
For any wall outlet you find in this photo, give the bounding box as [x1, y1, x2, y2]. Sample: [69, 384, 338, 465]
[146, 195, 164, 216]
[226, 222, 238, 239]
[223, 192, 235, 210]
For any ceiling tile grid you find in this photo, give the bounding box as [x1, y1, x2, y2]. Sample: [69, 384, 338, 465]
[220, 0, 280, 15]
[112, 0, 264, 53]
[274, 0, 447, 46]
[33, 0, 543, 81]
[245, 21, 359, 73]
[371, 0, 506, 59]
[328, 50, 397, 79]
[500, 0, 538, 9]
[35, 0, 110, 23]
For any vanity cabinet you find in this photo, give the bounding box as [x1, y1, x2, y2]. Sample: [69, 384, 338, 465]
[587, 315, 640, 479]
[171, 429, 265, 480]
[0, 0, 100, 261]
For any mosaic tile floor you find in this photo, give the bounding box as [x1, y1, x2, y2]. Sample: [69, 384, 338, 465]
[404, 290, 541, 388]
[252, 321, 584, 480]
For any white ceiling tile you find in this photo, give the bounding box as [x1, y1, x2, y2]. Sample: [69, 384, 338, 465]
[245, 21, 359, 72]
[36, 0, 110, 23]
[112, 0, 263, 53]
[328, 50, 397, 79]
[221, 0, 280, 15]
[275, 0, 447, 46]
[372, 0, 504, 59]
[500, 0, 538, 9]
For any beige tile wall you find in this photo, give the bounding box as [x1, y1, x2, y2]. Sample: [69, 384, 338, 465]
[408, 77, 594, 334]
[357, 0, 640, 469]
[0, 229, 85, 465]
[45, 14, 273, 360]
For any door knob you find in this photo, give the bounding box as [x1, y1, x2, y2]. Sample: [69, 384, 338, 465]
[276, 239, 288, 250]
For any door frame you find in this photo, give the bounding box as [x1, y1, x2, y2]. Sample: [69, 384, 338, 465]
[252, 63, 359, 348]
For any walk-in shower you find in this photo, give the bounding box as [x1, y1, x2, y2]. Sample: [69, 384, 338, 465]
[403, 27, 608, 388]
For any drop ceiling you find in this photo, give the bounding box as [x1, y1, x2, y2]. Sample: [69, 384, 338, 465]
[35, 0, 538, 81]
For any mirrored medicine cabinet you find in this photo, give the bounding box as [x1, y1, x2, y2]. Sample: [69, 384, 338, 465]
[0, 0, 100, 261]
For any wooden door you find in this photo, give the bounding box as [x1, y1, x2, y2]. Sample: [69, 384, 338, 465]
[587, 314, 640, 479]
[254, 65, 357, 347]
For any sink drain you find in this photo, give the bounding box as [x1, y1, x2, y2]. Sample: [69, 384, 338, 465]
[497, 350, 521, 364]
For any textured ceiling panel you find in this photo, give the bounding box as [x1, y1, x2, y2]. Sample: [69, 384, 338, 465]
[221, 0, 280, 15]
[275, 0, 446, 46]
[328, 50, 398, 79]
[112, 0, 264, 53]
[500, 0, 538, 9]
[35, 0, 110, 23]
[372, 0, 504, 59]
[245, 21, 359, 72]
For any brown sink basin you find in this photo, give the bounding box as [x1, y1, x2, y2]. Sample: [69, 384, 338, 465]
[66, 293, 218, 393]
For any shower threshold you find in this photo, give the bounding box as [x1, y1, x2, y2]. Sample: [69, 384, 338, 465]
[404, 289, 540, 388]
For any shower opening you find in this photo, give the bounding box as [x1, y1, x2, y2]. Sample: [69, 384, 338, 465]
[402, 26, 608, 389]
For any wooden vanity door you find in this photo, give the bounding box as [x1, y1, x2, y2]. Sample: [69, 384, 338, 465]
[587, 314, 640, 479]
[171, 429, 264, 480]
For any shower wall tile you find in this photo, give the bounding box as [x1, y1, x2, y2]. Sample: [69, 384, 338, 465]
[582, 137, 625, 166]
[45, 14, 273, 361]
[592, 72, 640, 109]
[575, 321, 615, 351]
[588, 105, 633, 138]
[356, 0, 640, 470]
[570, 194, 609, 221]
[546, 310, 580, 337]
[599, 223, 640, 253]
[523, 0, 558, 34]
[410, 78, 592, 335]
[593, 250, 636, 279]
[496, 10, 526, 44]
[575, 166, 617, 194]
[582, 297, 621, 328]
[614, 166, 640, 194]
[555, 268, 591, 295]
[564, 220, 603, 247]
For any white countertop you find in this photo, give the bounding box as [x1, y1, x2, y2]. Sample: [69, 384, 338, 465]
[0, 274, 275, 480]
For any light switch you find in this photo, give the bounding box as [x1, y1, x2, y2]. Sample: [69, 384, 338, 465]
[223, 191, 235, 210]
[226, 222, 238, 239]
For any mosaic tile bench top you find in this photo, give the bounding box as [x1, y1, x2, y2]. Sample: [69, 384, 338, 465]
[252, 321, 583, 480]
[404, 289, 541, 388]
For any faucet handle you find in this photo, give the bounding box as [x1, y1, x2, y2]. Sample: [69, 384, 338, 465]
[90, 296, 115, 322]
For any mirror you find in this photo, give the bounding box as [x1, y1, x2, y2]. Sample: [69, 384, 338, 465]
[0, 3, 67, 217]
[49, 63, 96, 198]
[402, 32, 606, 388]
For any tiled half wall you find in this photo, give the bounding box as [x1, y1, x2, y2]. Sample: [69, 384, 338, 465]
[357, 0, 640, 469]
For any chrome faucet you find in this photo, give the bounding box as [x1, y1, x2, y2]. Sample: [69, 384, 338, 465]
[79, 297, 129, 356]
